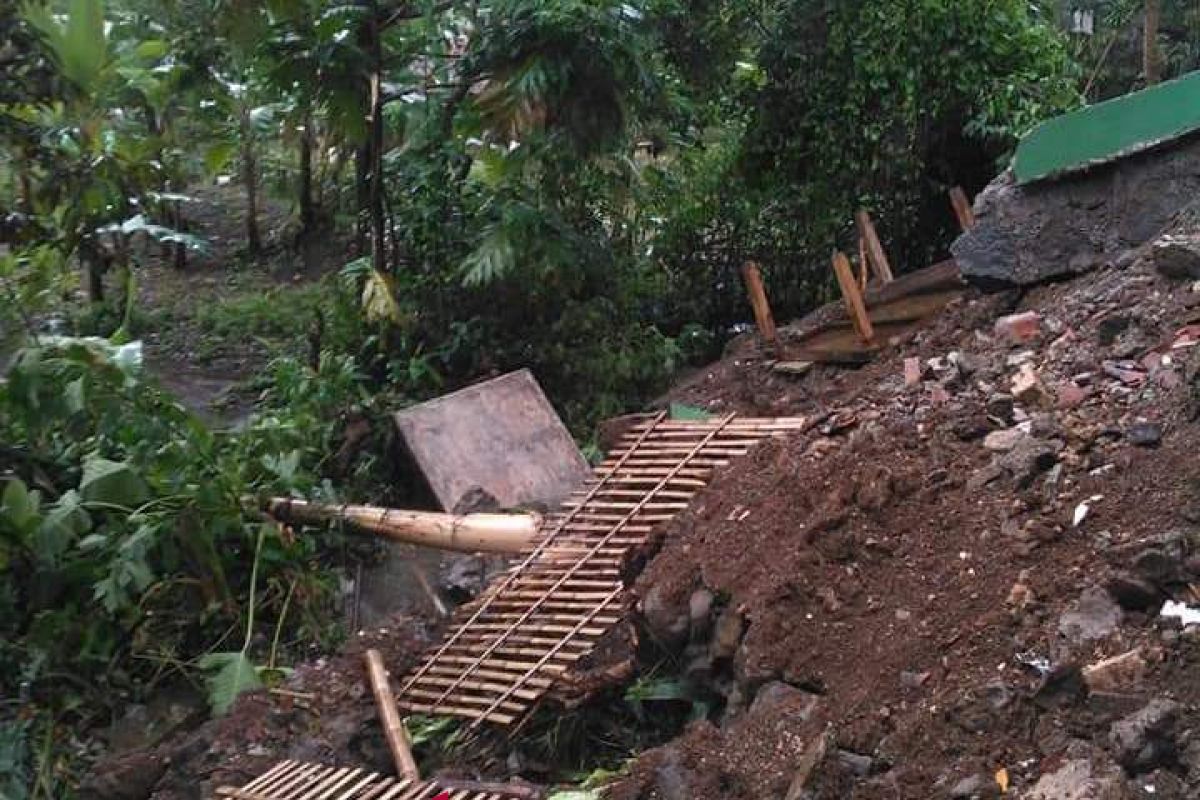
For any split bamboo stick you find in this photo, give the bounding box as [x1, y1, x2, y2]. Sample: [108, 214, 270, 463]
[266, 498, 538, 555]
[364, 649, 420, 782]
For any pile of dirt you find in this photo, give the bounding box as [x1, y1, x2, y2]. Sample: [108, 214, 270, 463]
[613, 254, 1200, 798]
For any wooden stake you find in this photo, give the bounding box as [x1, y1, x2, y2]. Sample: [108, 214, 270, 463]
[740, 261, 778, 348]
[857, 236, 869, 290]
[364, 649, 420, 782]
[854, 210, 895, 284]
[948, 186, 975, 231]
[831, 251, 874, 344]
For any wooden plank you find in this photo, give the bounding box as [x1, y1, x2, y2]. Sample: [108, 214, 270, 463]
[949, 186, 974, 231]
[831, 251, 874, 343]
[393, 369, 590, 512]
[740, 261, 778, 348]
[855, 211, 894, 284]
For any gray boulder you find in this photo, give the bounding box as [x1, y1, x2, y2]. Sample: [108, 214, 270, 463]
[952, 136, 1200, 287]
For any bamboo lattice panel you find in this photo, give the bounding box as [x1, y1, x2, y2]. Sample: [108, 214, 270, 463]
[215, 760, 527, 800]
[396, 412, 807, 727]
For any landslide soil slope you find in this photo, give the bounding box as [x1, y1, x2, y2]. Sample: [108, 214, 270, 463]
[614, 259, 1200, 798]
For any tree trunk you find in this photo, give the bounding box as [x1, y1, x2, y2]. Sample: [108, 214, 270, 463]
[367, 2, 387, 274]
[18, 159, 33, 215]
[172, 199, 187, 270]
[354, 144, 370, 254]
[299, 107, 315, 237]
[80, 239, 105, 303]
[241, 108, 262, 258]
[1145, 0, 1161, 85]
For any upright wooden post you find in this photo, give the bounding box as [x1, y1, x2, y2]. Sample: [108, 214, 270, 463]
[855, 211, 895, 284]
[364, 649, 421, 781]
[949, 186, 975, 231]
[1145, 0, 1161, 85]
[857, 236, 869, 290]
[831, 251, 874, 344]
[740, 261, 778, 349]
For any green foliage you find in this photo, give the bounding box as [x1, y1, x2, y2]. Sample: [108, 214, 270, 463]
[0, 340, 367, 741]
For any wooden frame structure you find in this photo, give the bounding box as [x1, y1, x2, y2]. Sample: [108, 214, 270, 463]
[215, 760, 534, 800]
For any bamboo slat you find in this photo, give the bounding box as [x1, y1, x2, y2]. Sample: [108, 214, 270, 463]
[394, 413, 800, 728]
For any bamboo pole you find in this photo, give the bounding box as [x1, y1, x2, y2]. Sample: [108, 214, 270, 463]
[1145, 0, 1161, 85]
[265, 498, 538, 554]
[364, 649, 420, 782]
[740, 261, 778, 348]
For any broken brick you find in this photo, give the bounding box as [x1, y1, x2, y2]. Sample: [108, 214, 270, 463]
[1011, 363, 1053, 408]
[904, 357, 922, 388]
[1083, 649, 1146, 693]
[994, 311, 1042, 344]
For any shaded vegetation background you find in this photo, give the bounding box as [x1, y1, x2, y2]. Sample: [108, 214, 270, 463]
[0, 0, 1190, 796]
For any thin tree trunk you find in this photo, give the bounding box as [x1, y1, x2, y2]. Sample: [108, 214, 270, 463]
[241, 108, 262, 257]
[354, 144, 370, 254]
[80, 239, 104, 303]
[1145, 0, 1161, 85]
[173, 199, 187, 270]
[299, 107, 315, 237]
[18, 158, 33, 215]
[368, 1, 386, 274]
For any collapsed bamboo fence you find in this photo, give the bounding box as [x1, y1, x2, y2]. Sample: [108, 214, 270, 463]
[214, 759, 538, 800]
[394, 412, 807, 727]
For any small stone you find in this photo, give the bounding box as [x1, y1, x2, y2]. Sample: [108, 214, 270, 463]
[710, 606, 744, 661]
[1012, 363, 1054, 408]
[997, 436, 1062, 488]
[688, 588, 714, 634]
[1127, 421, 1163, 447]
[895, 608, 913, 621]
[995, 311, 1042, 344]
[1152, 234, 1200, 280]
[1056, 383, 1089, 410]
[836, 750, 874, 777]
[1096, 314, 1133, 345]
[1109, 698, 1181, 771]
[1082, 649, 1146, 693]
[986, 393, 1016, 423]
[1105, 574, 1161, 611]
[1030, 413, 1064, 439]
[1058, 587, 1122, 646]
[1026, 757, 1129, 800]
[900, 670, 931, 688]
[949, 772, 999, 799]
[983, 428, 1024, 452]
[904, 357, 922, 388]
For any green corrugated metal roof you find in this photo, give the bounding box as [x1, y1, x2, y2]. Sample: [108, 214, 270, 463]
[1013, 70, 1200, 185]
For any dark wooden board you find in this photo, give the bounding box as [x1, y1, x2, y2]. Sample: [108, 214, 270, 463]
[393, 370, 591, 512]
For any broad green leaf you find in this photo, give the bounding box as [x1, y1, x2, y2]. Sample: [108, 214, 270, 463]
[361, 269, 404, 325]
[134, 40, 168, 60]
[198, 651, 263, 715]
[36, 490, 92, 564]
[2, 479, 40, 532]
[669, 403, 712, 421]
[80, 457, 150, 507]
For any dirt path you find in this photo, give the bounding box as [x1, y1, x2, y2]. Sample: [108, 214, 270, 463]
[134, 184, 348, 423]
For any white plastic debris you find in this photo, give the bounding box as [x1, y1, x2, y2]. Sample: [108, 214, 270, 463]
[1072, 495, 1103, 527]
[1159, 600, 1200, 626]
